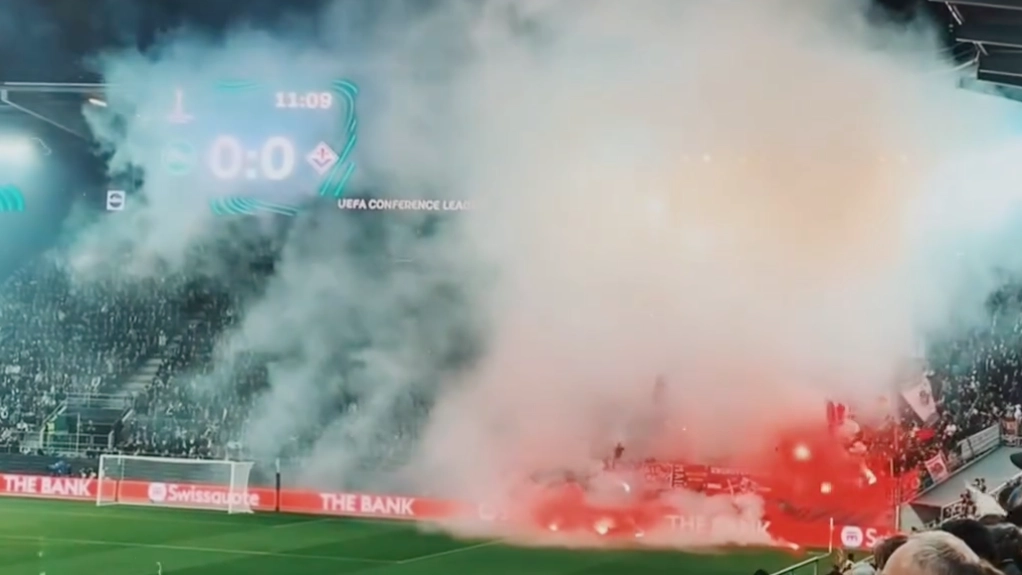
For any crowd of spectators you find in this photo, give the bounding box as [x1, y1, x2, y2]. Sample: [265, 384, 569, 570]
[0, 259, 188, 452]
[822, 507, 1022, 574]
[7, 242, 1022, 575]
[119, 261, 273, 461]
[802, 290, 1022, 574]
[801, 479, 1022, 574]
[123, 328, 264, 460]
[0, 249, 1016, 471]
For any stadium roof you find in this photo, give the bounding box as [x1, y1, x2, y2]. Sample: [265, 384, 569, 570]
[934, 0, 1022, 93]
[0, 83, 103, 142]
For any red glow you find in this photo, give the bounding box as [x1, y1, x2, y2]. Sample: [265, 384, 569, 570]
[520, 414, 897, 545]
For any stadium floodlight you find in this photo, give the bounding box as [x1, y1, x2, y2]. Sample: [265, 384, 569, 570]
[0, 136, 36, 164]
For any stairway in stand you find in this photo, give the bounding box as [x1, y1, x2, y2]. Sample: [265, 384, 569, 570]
[119, 356, 164, 398]
[119, 322, 195, 399]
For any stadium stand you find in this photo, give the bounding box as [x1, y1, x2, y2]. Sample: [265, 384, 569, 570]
[0, 250, 1015, 471]
[5, 249, 1022, 574]
[0, 259, 190, 454]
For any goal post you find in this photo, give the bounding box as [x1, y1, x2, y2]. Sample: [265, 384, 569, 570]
[97, 454, 256, 514]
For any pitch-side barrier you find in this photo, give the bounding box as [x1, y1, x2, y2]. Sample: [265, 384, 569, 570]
[0, 471, 899, 551]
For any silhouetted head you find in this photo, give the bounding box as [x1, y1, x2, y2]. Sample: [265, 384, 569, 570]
[940, 518, 998, 564]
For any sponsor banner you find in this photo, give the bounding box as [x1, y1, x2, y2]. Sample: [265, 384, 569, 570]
[1, 474, 97, 500]
[901, 376, 937, 425]
[640, 461, 675, 489]
[837, 525, 894, 551]
[282, 490, 461, 519]
[958, 424, 1001, 461]
[924, 453, 950, 482]
[0, 473, 893, 550]
[114, 480, 276, 512]
[660, 515, 894, 550]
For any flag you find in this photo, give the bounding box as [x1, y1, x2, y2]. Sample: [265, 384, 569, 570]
[826, 400, 848, 428]
[924, 453, 950, 482]
[966, 484, 1006, 518]
[901, 374, 938, 425]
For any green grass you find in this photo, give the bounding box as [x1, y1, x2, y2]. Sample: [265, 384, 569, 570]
[0, 498, 807, 575]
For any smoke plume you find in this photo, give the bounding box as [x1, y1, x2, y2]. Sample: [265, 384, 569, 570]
[68, 0, 1022, 547]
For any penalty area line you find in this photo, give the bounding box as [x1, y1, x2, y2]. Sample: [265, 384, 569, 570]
[397, 539, 502, 564]
[0, 534, 395, 564]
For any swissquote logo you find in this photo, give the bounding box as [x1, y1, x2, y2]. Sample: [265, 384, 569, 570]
[148, 482, 168, 503]
[840, 526, 865, 548]
[145, 481, 258, 507]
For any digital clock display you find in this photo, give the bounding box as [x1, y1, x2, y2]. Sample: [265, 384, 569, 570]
[159, 79, 358, 216]
[274, 91, 335, 110]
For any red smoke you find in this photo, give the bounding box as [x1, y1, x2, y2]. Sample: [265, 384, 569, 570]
[507, 406, 895, 545]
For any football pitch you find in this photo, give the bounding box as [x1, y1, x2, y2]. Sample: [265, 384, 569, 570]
[0, 498, 815, 575]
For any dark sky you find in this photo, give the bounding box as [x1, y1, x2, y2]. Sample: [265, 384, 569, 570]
[0, 0, 331, 81]
[0, 0, 953, 82]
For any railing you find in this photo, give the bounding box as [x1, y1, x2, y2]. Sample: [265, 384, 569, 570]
[39, 394, 127, 456]
[42, 431, 111, 456]
[913, 423, 1005, 525]
[770, 554, 831, 575]
[35, 400, 68, 446]
[65, 392, 132, 411]
[926, 469, 1022, 528]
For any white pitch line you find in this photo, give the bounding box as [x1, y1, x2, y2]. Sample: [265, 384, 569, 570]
[397, 539, 502, 564]
[0, 506, 275, 528]
[0, 534, 394, 564]
[270, 517, 337, 529]
[0, 505, 405, 530]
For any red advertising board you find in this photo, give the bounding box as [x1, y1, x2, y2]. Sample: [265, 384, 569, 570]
[0, 473, 894, 551]
[106, 478, 277, 512]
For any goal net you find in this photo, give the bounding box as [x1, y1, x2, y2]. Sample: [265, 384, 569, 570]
[97, 454, 256, 514]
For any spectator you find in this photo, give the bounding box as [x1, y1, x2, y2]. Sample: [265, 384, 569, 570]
[841, 552, 856, 571]
[873, 533, 908, 572]
[883, 530, 999, 575]
[847, 561, 875, 575]
[990, 524, 1022, 575]
[939, 518, 999, 565]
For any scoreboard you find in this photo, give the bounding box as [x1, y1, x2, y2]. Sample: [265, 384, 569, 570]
[155, 79, 358, 216]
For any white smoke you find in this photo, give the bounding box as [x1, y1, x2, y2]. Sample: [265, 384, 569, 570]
[66, 0, 1022, 548]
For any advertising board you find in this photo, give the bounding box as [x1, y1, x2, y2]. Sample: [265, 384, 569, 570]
[0, 473, 893, 550]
